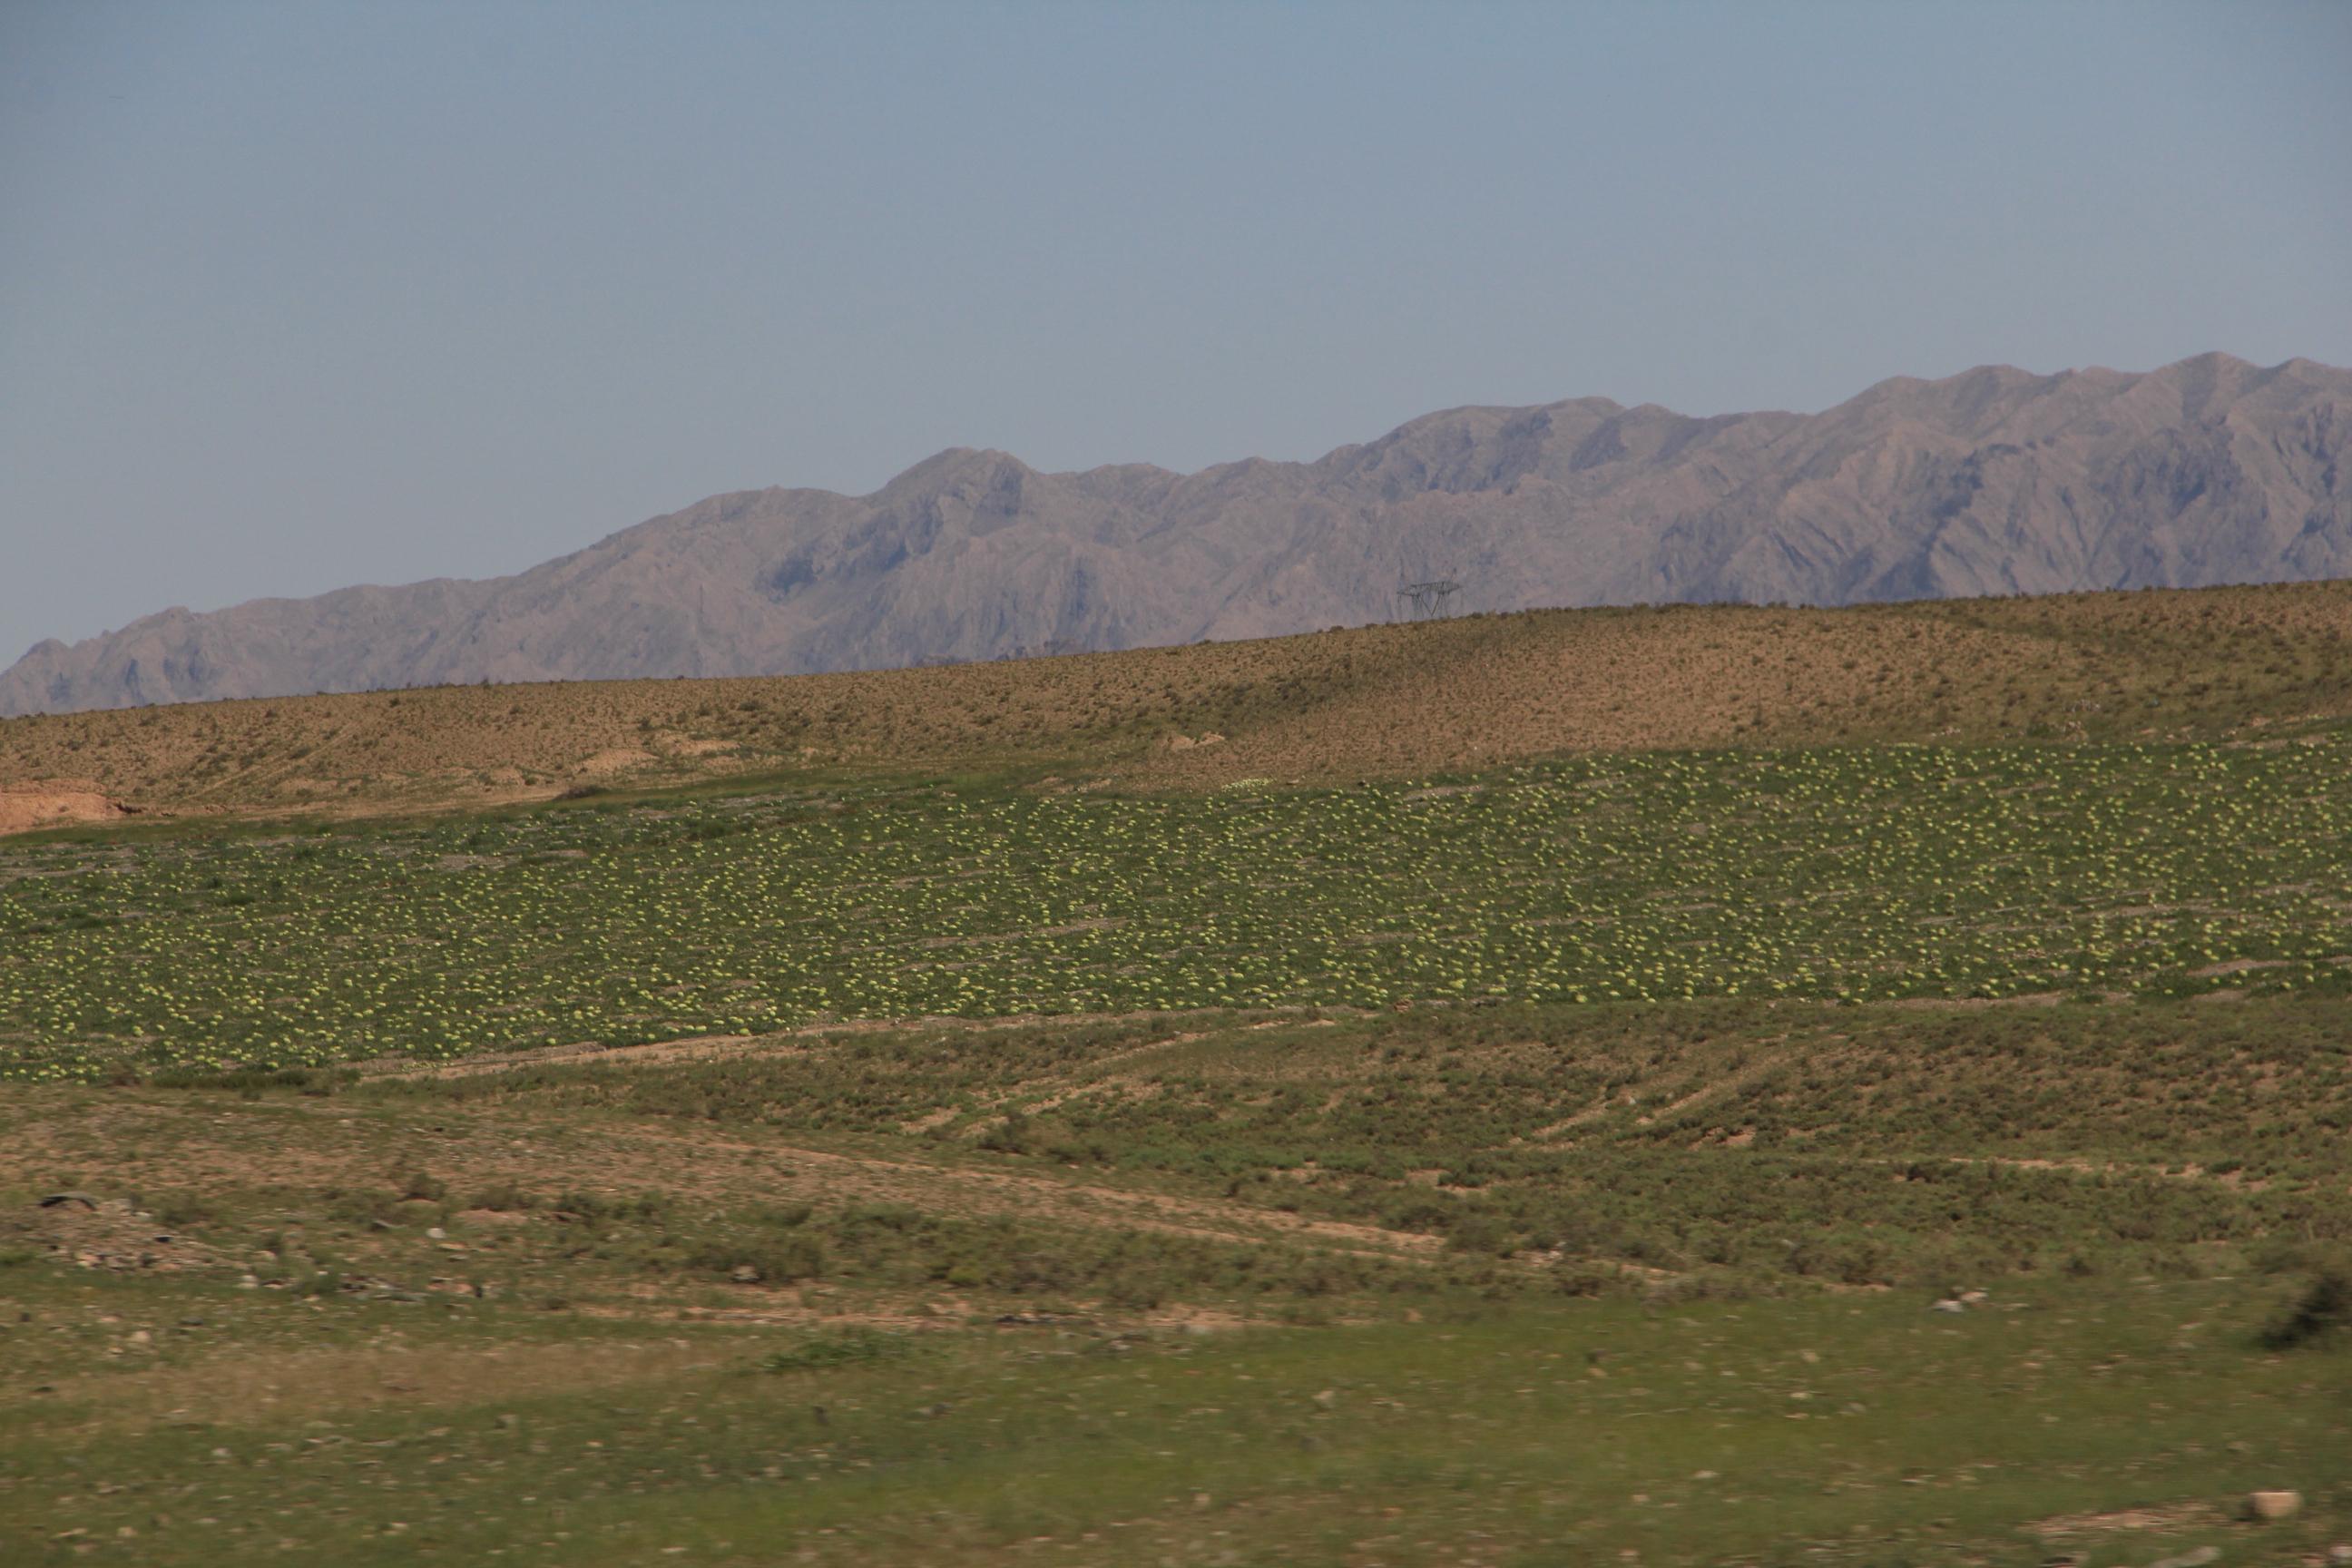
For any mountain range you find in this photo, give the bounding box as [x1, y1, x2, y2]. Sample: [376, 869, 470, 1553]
[5, 350, 2347, 717]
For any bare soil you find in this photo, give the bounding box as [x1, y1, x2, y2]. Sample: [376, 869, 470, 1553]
[0, 783, 129, 834]
[2, 579, 2346, 833]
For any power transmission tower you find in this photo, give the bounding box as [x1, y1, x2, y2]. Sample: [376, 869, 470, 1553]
[1396, 572, 1462, 621]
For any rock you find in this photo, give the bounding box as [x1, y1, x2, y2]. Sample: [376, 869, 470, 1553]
[425, 1227, 447, 1240]
[2151, 1546, 2220, 1568]
[1959, 1289, 1990, 1305]
[2326, 1544, 2351, 1564]
[1311, 1388, 1337, 1409]
[2247, 1488, 2303, 1521]
[1930, 1298, 1966, 1313]
[730, 1264, 761, 1284]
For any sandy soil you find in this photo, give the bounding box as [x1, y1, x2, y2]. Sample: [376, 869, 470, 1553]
[0, 783, 128, 834]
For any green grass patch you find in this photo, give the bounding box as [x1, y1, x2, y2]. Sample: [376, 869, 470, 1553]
[0, 1268, 2342, 1565]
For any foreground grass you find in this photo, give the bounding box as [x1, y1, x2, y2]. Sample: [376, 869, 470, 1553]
[0, 1264, 2343, 1567]
[0, 994, 2347, 1563]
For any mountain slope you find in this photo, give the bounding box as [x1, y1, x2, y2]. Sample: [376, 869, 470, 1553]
[7, 352, 2347, 716]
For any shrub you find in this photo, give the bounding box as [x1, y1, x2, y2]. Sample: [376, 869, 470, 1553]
[149, 1193, 217, 1230]
[691, 1232, 825, 1284]
[1554, 1263, 1616, 1298]
[2260, 1269, 2350, 1351]
[761, 1328, 911, 1373]
[553, 1190, 664, 1224]
[322, 1187, 403, 1227]
[1444, 1213, 1521, 1258]
[977, 1111, 1033, 1154]
[400, 1171, 448, 1202]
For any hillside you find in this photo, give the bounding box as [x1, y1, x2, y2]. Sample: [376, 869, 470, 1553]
[5, 351, 2347, 717]
[1, 578, 2347, 829]
[8, 570, 2350, 1567]
[7, 649, 2351, 1556]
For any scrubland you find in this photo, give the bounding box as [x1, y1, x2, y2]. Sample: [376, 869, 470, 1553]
[2, 583, 2348, 1564]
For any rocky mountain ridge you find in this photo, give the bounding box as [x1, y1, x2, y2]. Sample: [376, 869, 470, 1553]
[6, 351, 2346, 715]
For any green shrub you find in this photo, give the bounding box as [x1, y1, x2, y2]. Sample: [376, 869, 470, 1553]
[2260, 1269, 2350, 1350]
[149, 1193, 217, 1230]
[467, 1182, 537, 1212]
[400, 1171, 448, 1202]
[761, 1328, 912, 1373]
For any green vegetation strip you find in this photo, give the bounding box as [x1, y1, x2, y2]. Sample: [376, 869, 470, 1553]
[5, 742, 2351, 1081]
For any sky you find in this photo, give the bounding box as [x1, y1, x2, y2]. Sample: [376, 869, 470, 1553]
[3, 1, 2348, 661]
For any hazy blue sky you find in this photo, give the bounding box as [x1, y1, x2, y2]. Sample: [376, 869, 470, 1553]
[4, 1, 2348, 660]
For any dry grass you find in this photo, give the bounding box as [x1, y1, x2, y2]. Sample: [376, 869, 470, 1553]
[0, 1079, 1440, 1272]
[1, 579, 2347, 829]
[34, 1337, 733, 1431]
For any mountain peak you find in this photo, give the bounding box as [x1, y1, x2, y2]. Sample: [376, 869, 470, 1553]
[2159, 349, 2259, 374]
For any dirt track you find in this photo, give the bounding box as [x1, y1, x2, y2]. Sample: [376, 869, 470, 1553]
[0, 1089, 1441, 1264]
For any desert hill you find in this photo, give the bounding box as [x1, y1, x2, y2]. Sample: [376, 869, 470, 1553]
[1, 579, 2346, 830]
[5, 351, 2347, 718]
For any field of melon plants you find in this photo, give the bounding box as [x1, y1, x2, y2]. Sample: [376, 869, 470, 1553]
[4, 740, 2350, 1083]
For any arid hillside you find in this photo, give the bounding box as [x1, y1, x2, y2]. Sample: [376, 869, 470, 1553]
[7, 352, 2347, 717]
[1, 579, 2347, 829]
